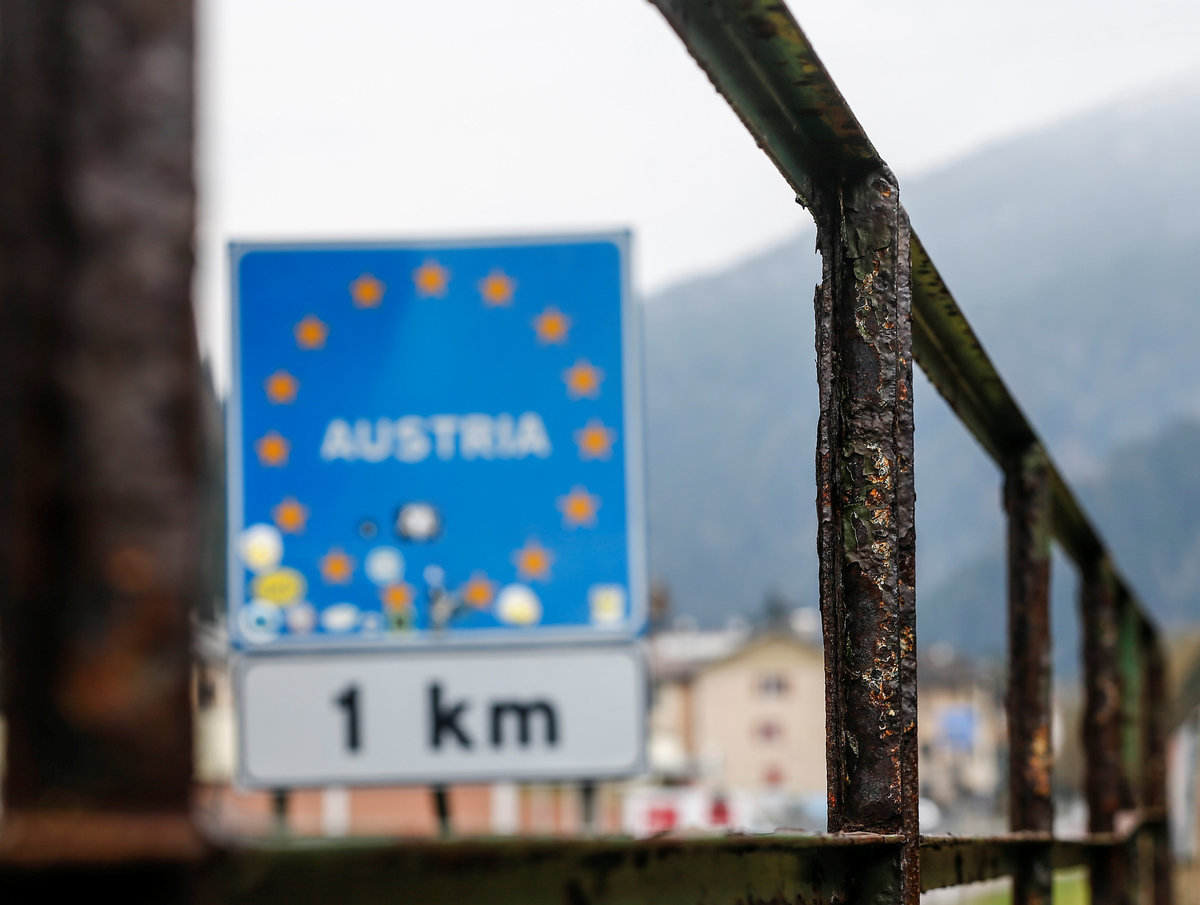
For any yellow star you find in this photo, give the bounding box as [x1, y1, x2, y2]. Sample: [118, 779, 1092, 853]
[413, 260, 450, 298]
[563, 359, 604, 399]
[380, 582, 415, 611]
[264, 370, 298, 404]
[460, 571, 497, 609]
[479, 269, 516, 307]
[575, 419, 616, 461]
[271, 496, 309, 534]
[294, 315, 329, 350]
[512, 540, 554, 582]
[255, 431, 291, 467]
[350, 273, 386, 308]
[532, 306, 572, 345]
[557, 486, 600, 528]
[320, 547, 355, 584]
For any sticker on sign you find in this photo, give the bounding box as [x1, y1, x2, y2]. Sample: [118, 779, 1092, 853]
[235, 646, 647, 787]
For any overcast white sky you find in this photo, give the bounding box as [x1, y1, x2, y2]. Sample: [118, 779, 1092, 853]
[197, 0, 1200, 379]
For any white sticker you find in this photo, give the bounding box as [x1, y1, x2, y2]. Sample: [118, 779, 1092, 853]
[496, 584, 542, 626]
[286, 602, 317, 634]
[589, 585, 627, 626]
[322, 603, 361, 633]
[239, 524, 283, 573]
[364, 546, 405, 585]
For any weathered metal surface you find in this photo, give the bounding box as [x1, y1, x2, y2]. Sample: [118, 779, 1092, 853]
[644, 1, 1169, 901]
[653, 4, 925, 895]
[1081, 557, 1130, 905]
[194, 835, 902, 905]
[1004, 447, 1053, 905]
[649, 0, 881, 210]
[1144, 633, 1172, 905]
[0, 0, 199, 828]
[920, 835, 1092, 891]
[1, 831, 1160, 901]
[1119, 598, 1146, 807]
[813, 169, 918, 903]
[1082, 559, 1129, 829]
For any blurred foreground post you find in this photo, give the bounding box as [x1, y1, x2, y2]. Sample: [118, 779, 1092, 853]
[0, 0, 200, 860]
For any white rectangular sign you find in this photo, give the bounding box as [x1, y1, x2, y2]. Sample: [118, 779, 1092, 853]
[235, 646, 646, 787]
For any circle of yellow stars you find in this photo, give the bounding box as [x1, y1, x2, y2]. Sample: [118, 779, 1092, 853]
[249, 254, 624, 630]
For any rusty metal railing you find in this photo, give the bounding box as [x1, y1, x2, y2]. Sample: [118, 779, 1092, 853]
[647, 1, 1172, 902]
[0, 0, 1172, 903]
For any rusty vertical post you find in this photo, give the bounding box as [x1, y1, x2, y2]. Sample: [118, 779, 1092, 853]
[0, 0, 199, 851]
[1143, 630, 1172, 905]
[1118, 592, 1146, 901]
[815, 166, 918, 903]
[1119, 599, 1146, 805]
[1082, 557, 1131, 905]
[1005, 446, 1053, 905]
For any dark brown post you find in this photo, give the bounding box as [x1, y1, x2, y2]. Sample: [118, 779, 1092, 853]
[1082, 557, 1131, 905]
[815, 167, 918, 903]
[0, 0, 199, 858]
[1143, 631, 1172, 905]
[1005, 446, 1053, 905]
[1118, 594, 1147, 903]
[1119, 598, 1145, 807]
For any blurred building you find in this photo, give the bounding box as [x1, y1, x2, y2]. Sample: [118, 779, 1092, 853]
[917, 648, 1005, 832]
[633, 621, 828, 833]
[650, 627, 825, 791]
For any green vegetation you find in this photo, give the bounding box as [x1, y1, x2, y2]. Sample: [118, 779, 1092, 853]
[965, 870, 1088, 905]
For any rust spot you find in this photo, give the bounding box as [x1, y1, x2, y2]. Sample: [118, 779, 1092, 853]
[104, 545, 157, 594]
[1029, 724, 1052, 798]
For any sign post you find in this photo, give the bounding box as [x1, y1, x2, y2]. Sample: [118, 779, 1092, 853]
[228, 234, 646, 787]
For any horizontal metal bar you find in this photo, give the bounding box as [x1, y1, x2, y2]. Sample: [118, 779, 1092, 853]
[920, 818, 1167, 892]
[200, 835, 902, 905]
[2, 827, 1171, 900]
[920, 835, 1091, 891]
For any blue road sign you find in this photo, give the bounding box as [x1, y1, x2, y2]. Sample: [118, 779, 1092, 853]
[228, 234, 645, 650]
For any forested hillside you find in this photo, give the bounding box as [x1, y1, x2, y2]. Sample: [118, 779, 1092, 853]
[643, 79, 1200, 653]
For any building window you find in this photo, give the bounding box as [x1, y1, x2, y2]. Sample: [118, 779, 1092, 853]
[756, 721, 783, 742]
[758, 673, 789, 697]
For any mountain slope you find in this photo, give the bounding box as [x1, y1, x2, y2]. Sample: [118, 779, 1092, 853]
[643, 79, 1200, 634]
